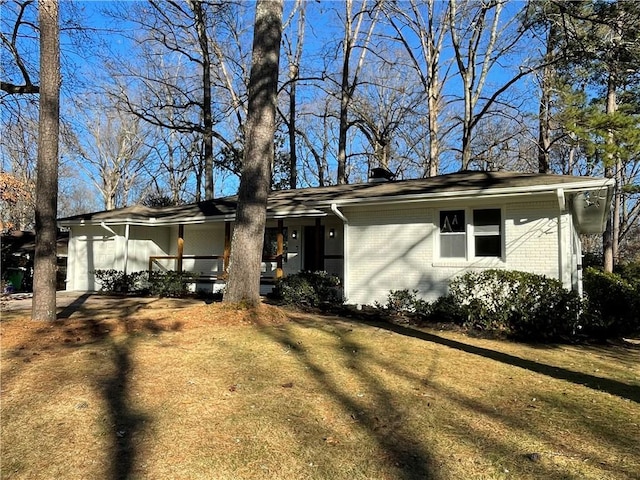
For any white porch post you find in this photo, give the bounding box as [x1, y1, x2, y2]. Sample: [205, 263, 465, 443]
[123, 223, 130, 274]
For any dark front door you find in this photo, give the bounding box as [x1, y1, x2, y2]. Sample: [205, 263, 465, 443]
[303, 225, 324, 271]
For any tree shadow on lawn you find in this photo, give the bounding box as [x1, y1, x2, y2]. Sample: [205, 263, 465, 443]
[253, 313, 440, 480]
[57, 292, 93, 319]
[358, 320, 640, 404]
[275, 313, 639, 479]
[2, 308, 180, 480]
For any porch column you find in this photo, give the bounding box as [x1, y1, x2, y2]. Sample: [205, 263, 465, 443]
[177, 224, 184, 273]
[276, 219, 284, 279]
[223, 221, 231, 278]
[123, 224, 130, 274]
[315, 217, 323, 271]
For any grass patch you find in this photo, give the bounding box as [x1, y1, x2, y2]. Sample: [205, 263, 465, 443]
[1, 297, 639, 479]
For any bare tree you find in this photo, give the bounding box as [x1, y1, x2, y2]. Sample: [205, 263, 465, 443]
[0, 0, 39, 95]
[385, 0, 451, 176]
[32, 0, 59, 321]
[224, 0, 283, 305]
[333, 0, 382, 184]
[297, 97, 335, 187]
[68, 92, 150, 210]
[351, 58, 426, 174]
[104, 0, 250, 200]
[0, 104, 37, 230]
[280, 0, 306, 189]
[448, 0, 539, 170]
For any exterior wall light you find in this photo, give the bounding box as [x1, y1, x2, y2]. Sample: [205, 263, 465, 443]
[291, 230, 297, 239]
[329, 228, 335, 238]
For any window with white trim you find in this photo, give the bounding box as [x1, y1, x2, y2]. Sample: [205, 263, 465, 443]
[438, 208, 503, 259]
[439, 210, 466, 258]
[473, 209, 502, 257]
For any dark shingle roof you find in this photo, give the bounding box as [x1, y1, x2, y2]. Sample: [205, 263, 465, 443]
[58, 171, 613, 226]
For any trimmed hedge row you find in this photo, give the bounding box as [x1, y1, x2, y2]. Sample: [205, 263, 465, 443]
[94, 265, 639, 343]
[377, 268, 639, 342]
[582, 267, 639, 338]
[271, 271, 343, 308]
[448, 270, 582, 341]
[93, 269, 195, 297]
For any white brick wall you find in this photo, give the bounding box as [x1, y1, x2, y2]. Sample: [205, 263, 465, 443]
[504, 201, 559, 279]
[344, 198, 568, 306]
[345, 205, 434, 305]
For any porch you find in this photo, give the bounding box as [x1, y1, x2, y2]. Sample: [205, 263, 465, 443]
[146, 218, 344, 294]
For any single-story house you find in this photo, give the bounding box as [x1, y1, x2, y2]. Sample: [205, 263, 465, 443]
[58, 170, 613, 305]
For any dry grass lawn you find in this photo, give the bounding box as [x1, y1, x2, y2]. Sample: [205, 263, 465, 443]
[1, 294, 639, 480]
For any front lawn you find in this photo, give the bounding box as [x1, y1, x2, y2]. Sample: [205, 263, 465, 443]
[1, 298, 638, 479]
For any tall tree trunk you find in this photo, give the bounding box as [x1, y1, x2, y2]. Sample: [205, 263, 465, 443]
[32, 0, 59, 321]
[538, 22, 555, 174]
[337, 35, 351, 185]
[286, 2, 305, 190]
[223, 0, 283, 305]
[336, 0, 379, 184]
[386, 0, 448, 177]
[190, 0, 214, 200]
[602, 72, 617, 273]
[288, 62, 298, 189]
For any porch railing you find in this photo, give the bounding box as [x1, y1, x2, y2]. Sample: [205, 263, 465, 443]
[148, 254, 284, 283]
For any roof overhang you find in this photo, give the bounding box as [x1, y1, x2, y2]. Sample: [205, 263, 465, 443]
[321, 178, 615, 208]
[57, 173, 615, 230]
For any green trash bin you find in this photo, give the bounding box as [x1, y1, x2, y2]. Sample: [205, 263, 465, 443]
[5, 268, 25, 292]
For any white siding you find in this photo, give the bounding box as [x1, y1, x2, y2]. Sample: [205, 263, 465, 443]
[127, 225, 171, 272]
[180, 223, 227, 275]
[67, 224, 171, 291]
[504, 201, 559, 279]
[67, 225, 120, 291]
[345, 205, 434, 305]
[344, 198, 568, 306]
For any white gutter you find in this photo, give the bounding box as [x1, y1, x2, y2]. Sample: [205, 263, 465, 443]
[325, 179, 615, 209]
[331, 203, 350, 302]
[100, 221, 118, 236]
[331, 203, 349, 224]
[556, 188, 566, 211]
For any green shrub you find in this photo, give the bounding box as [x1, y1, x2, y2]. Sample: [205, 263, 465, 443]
[384, 289, 420, 314]
[582, 267, 639, 337]
[273, 271, 342, 308]
[375, 289, 431, 319]
[427, 294, 465, 325]
[93, 269, 148, 294]
[449, 270, 582, 341]
[615, 261, 640, 287]
[93, 269, 195, 297]
[148, 271, 195, 298]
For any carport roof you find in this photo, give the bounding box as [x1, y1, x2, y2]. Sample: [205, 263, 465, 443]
[58, 170, 613, 226]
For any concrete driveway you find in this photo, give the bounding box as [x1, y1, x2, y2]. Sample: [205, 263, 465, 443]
[1, 291, 205, 318]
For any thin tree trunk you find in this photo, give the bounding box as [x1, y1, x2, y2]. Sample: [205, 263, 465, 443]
[336, 0, 379, 184]
[287, 2, 305, 190]
[602, 73, 617, 273]
[288, 63, 298, 189]
[223, 0, 283, 305]
[32, 0, 60, 321]
[538, 22, 555, 174]
[337, 35, 351, 185]
[190, 0, 214, 200]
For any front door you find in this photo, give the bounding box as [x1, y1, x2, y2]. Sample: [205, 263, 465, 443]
[303, 225, 324, 271]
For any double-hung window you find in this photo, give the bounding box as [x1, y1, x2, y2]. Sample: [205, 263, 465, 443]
[439, 210, 466, 258]
[438, 208, 503, 260]
[473, 209, 502, 257]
